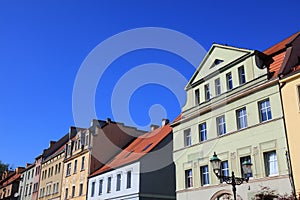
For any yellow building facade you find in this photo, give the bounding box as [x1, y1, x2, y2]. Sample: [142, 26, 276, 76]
[280, 71, 300, 198]
[39, 146, 65, 200]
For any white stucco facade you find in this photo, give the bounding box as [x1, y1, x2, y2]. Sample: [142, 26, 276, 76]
[87, 162, 140, 200]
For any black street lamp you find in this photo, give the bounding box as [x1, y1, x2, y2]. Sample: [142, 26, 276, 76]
[210, 152, 253, 200]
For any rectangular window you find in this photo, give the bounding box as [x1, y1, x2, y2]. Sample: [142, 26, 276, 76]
[107, 177, 112, 193]
[126, 171, 132, 189]
[58, 163, 61, 173]
[71, 186, 75, 198]
[199, 122, 207, 142]
[240, 156, 253, 178]
[238, 66, 246, 85]
[221, 161, 229, 181]
[74, 160, 77, 173]
[226, 72, 233, 90]
[236, 107, 248, 129]
[200, 165, 209, 186]
[204, 84, 210, 100]
[98, 180, 103, 195]
[195, 89, 200, 105]
[29, 184, 32, 195]
[259, 99, 272, 122]
[215, 78, 221, 96]
[79, 183, 83, 196]
[65, 188, 68, 200]
[91, 182, 95, 197]
[66, 163, 71, 176]
[81, 156, 85, 170]
[116, 174, 121, 191]
[184, 129, 192, 147]
[264, 151, 278, 176]
[185, 169, 193, 188]
[216, 115, 226, 135]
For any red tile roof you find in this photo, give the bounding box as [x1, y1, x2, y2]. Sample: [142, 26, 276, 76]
[268, 51, 286, 79]
[173, 114, 182, 123]
[0, 173, 20, 188]
[264, 31, 300, 56]
[264, 31, 300, 79]
[90, 125, 172, 176]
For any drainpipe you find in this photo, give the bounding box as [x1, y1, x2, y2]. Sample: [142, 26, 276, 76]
[278, 78, 297, 199]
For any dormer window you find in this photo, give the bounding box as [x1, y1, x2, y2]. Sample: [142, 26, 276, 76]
[210, 59, 224, 68]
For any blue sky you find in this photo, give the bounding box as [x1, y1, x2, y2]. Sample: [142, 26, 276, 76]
[0, 0, 299, 168]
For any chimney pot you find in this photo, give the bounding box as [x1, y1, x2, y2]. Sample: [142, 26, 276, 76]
[162, 118, 169, 126]
[150, 124, 159, 131]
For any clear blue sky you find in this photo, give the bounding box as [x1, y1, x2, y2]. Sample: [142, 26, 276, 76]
[0, 0, 299, 168]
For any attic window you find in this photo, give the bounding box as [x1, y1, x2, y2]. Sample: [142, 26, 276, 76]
[142, 143, 153, 151]
[210, 59, 224, 68]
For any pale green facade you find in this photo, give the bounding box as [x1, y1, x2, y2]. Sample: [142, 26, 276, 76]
[172, 44, 293, 199]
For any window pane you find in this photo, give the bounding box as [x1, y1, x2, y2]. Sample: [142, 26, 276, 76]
[205, 84, 210, 100]
[221, 161, 229, 177]
[215, 78, 221, 95]
[238, 66, 246, 85]
[200, 166, 209, 186]
[217, 115, 226, 135]
[264, 151, 278, 176]
[98, 180, 103, 195]
[259, 99, 272, 122]
[185, 169, 193, 188]
[107, 177, 111, 193]
[91, 182, 95, 197]
[116, 174, 121, 191]
[199, 123, 207, 142]
[195, 89, 200, 105]
[240, 156, 252, 178]
[236, 108, 247, 129]
[226, 73, 233, 90]
[184, 129, 192, 146]
[126, 171, 131, 189]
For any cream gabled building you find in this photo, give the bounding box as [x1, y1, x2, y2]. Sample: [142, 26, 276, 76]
[172, 42, 294, 199]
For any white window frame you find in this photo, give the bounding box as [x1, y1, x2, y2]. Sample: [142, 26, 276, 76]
[259, 99, 272, 122]
[185, 169, 193, 188]
[184, 129, 192, 147]
[217, 115, 226, 135]
[236, 107, 248, 129]
[200, 165, 209, 186]
[264, 151, 278, 176]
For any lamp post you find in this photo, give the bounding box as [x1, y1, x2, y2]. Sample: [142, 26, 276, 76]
[210, 152, 252, 200]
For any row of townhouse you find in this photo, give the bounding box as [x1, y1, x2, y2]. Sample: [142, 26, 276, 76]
[1, 31, 300, 200]
[172, 31, 300, 200]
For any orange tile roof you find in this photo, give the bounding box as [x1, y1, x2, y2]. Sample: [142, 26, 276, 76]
[90, 125, 172, 176]
[173, 114, 182, 123]
[264, 31, 300, 56]
[268, 51, 286, 79]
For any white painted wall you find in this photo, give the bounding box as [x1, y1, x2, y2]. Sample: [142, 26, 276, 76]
[87, 162, 140, 200]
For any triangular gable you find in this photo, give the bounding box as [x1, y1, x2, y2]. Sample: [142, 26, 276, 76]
[186, 44, 254, 89]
